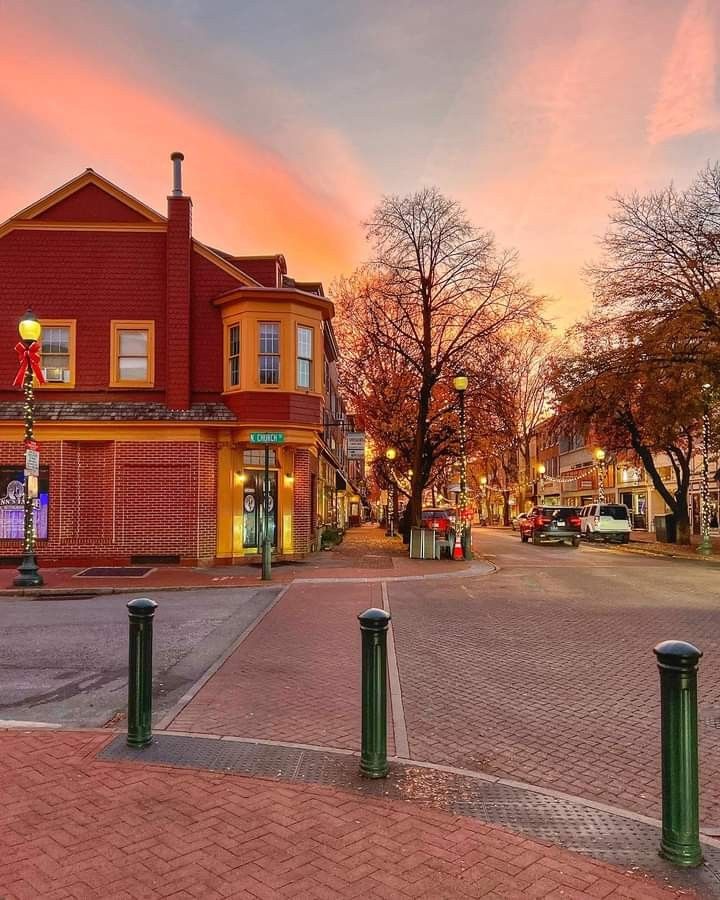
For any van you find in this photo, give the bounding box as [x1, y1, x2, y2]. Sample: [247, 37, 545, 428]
[579, 503, 632, 543]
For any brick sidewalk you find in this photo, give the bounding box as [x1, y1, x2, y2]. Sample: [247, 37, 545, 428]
[0, 526, 474, 596]
[0, 730, 691, 899]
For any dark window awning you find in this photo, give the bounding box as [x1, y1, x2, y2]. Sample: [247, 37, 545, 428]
[336, 471, 347, 491]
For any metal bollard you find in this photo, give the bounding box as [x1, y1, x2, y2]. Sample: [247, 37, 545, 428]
[127, 597, 158, 748]
[358, 607, 390, 778]
[653, 640, 703, 867]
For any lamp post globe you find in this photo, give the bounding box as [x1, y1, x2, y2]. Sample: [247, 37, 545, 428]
[14, 309, 44, 587]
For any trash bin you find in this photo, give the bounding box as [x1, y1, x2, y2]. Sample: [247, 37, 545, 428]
[654, 514, 677, 543]
[410, 527, 437, 559]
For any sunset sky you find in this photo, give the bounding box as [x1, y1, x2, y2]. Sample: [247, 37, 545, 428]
[1, 0, 718, 325]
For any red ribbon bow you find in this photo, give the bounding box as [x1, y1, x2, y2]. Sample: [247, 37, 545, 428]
[13, 341, 46, 388]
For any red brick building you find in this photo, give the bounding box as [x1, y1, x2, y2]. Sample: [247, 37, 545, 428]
[0, 154, 357, 565]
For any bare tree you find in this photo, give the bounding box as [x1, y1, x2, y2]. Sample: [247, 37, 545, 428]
[335, 188, 540, 529]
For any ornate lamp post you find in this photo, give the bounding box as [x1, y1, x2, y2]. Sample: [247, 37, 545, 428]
[594, 448, 606, 503]
[13, 309, 45, 587]
[537, 464, 545, 505]
[698, 384, 712, 557]
[480, 475, 488, 525]
[453, 372, 472, 559]
[385, 447, 397, 537]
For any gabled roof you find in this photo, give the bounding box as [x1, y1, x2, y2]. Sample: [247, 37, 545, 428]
[5, 169, 167, 225]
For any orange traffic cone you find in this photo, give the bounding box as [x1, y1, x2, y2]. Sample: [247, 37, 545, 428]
[453, 540, 464, 560]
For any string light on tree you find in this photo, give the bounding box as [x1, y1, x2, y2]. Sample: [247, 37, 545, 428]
[698, 384, 712, 556]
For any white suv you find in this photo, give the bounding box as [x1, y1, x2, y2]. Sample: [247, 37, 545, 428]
[579, 503, 632, 543]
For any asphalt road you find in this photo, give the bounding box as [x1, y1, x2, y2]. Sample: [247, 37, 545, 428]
[0, 586, 280, 728]
[389, 527, 720, 824]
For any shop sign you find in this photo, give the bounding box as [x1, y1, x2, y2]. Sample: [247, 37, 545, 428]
[347, 432, 366, 460]
[250, 432, 285, 444]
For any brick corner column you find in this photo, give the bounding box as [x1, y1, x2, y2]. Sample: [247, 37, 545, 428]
[293, 449, 312, 554]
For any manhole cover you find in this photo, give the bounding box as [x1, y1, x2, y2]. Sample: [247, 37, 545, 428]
[75, 567, 153, 578]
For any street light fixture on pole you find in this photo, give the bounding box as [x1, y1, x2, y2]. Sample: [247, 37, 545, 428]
[698, 384, 712, 557]
[595, 448, 606, 504]
[13, 309, 45, 587]
[385, 447, 397, 537]
[537, 464, 545, 505]
[480, 475, 488, 525]
[453, 372, 472, 559]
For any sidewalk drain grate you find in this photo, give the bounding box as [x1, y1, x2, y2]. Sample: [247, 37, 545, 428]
[75, 567, 154, 578]
[99, 733, 720, 894]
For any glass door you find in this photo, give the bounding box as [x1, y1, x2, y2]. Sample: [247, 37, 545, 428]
[242, 470, 277, 552]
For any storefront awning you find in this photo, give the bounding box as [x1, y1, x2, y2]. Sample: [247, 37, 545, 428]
[336, 471, 347, 491]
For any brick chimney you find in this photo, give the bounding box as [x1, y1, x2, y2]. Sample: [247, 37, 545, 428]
[165, 152, 192, 410]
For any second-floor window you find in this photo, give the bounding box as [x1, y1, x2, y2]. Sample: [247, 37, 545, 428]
[259, 322, 280, 385]
[297, 325, 313, 389]
[111, 321, 154, 387]
[228, 324, 240, 387]
[41, 320, 75, 386]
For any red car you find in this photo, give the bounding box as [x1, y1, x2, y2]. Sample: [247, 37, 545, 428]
[519, 506, 581, 547]
[421, 508, 454, 539]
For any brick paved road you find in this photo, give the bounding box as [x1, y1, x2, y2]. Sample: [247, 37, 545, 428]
[390, 529, 720, 826]
[171, 581, 397, 753]
[0, 730, 690, 899]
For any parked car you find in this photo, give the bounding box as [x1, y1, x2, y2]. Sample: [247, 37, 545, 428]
[579, 503, 631, 543]
[421, 508, 454, 539]
[519, 506, 581, 547]
[511, 512, 528, 531]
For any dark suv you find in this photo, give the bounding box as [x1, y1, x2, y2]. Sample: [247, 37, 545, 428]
[421, 508, 454, 539]
[519, 506, 581, 547]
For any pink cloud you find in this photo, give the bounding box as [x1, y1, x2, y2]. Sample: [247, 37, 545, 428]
[647, 0, 719, 144]
[0, 6, 375, 285]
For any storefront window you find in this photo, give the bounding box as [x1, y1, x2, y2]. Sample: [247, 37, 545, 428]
[0, 466, 49, 539]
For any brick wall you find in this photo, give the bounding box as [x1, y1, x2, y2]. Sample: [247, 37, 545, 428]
[0, 440, 217, 564]
[293, 449, 312, 553]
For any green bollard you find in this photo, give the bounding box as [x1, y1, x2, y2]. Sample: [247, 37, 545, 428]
[654, 640, 703, 867]
[127, 597, 158, 748]
[358, 607, 390, 778]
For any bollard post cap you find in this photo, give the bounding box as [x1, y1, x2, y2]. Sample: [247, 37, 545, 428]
[358, 607, 391, 630]
[654, 640, 702, 670]
[127, 597, 158, 617]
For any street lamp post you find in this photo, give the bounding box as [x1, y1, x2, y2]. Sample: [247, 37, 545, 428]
[13, 310, 45, 587]
[385, 447, 397, 537]
[698, 384, 712, 556]
[537, 464, 545, 505]
[595, 448, 606, 504]
[453, 373, 472, 560]
[480, 475, 488, 525]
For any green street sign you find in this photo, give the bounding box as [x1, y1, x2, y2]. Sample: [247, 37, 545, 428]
[250, 432, 285, 444]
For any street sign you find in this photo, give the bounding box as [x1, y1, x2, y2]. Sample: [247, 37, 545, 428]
[250, 432, 285, 444]
[347, 432, 366, 460]
[25, 449, 39, 477]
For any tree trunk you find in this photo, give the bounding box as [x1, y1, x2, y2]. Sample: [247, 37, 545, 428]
[502, 490, 510, 526]
[676, 507, 691, 546]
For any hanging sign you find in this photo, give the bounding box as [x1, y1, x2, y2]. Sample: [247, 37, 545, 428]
[347, 432, 366, 460]
[250, 432, 285, 444]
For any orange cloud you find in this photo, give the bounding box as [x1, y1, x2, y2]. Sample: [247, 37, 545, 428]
[0, 8, 375, 286]
[647, 0, 719, 144]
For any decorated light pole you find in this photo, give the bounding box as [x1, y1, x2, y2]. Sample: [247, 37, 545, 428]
[13, 310, 46, 587]
[453, 373, 472, 559]
[595, 448, 606, 503]
[537, 463, 545, 505]
[384, 447, 397, 537]
[698, 384, 712, 557]
[480, 475, 488, 524]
